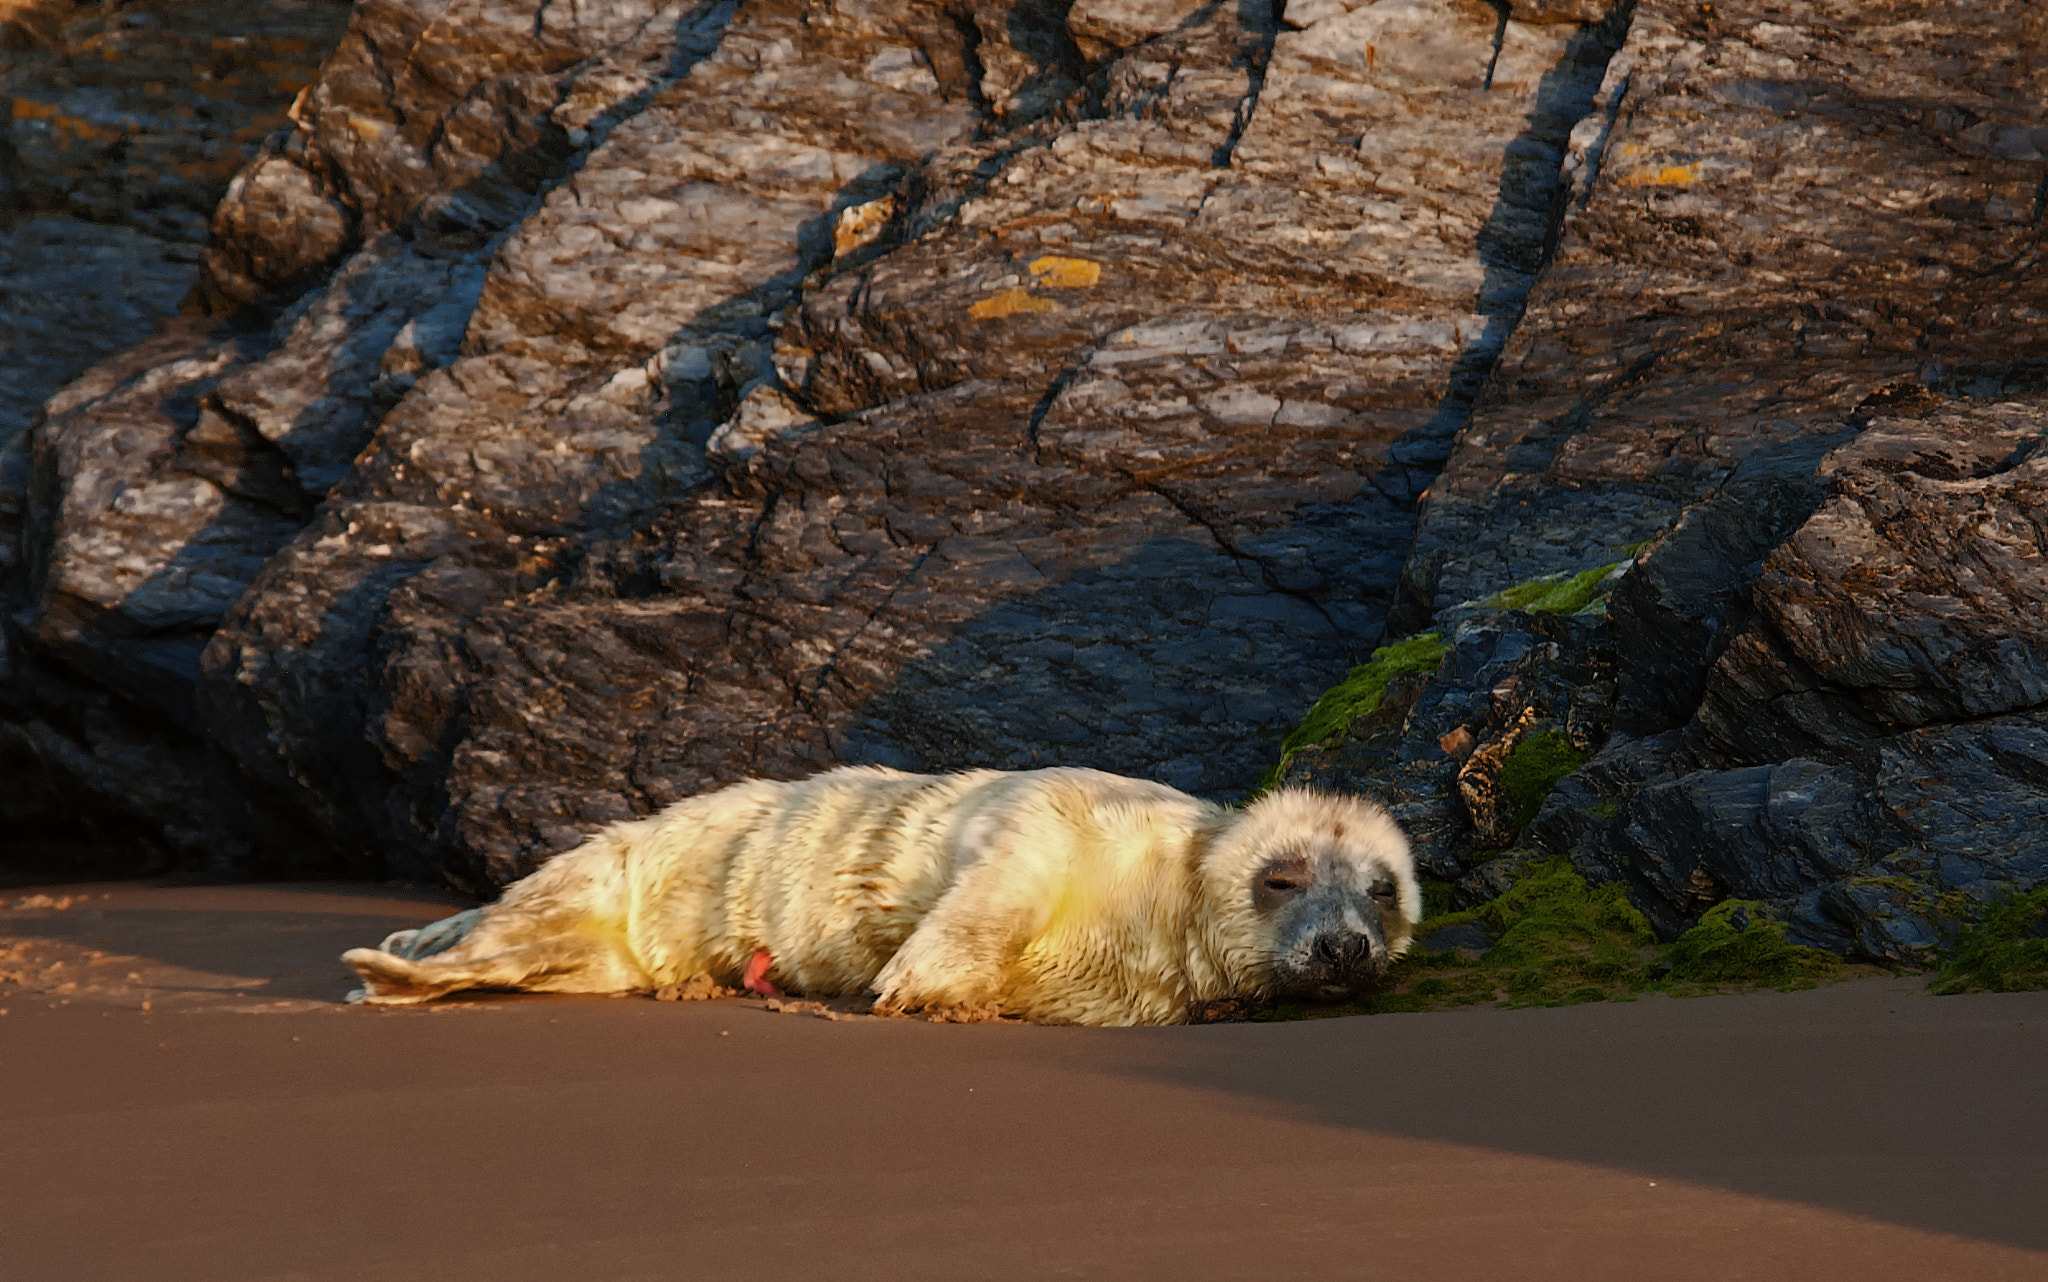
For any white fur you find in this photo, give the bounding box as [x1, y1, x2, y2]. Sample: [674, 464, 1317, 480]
[343, 766, 1419, 1026]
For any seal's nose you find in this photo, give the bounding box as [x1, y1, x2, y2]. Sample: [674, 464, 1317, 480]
[1313, 933, 1374, 970]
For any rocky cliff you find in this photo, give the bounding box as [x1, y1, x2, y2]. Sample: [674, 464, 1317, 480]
[1, 0, 2042, 956]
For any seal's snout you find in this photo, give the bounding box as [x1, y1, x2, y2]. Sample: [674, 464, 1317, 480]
[1271, 884, 1396, 1001]
[1312, 931, 1376, 968]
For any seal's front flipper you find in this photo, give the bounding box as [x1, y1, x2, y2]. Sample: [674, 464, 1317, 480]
[742, 949, 781, 997]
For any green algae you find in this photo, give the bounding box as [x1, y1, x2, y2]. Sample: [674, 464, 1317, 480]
[1437, 858, 1658, 1008]
[1257, 561, 1627, 794]
[1665, 900, 1839, 987]
[1474, 561, 1626, 617]
[1929, 888, 2048, 995]
[1419, 878, 1456, 920]
[1497, 729, 1589, 830]
[1258, 631, 1446, 790]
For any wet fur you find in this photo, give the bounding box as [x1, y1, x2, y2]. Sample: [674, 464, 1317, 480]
[343, 766, 1420, 1026]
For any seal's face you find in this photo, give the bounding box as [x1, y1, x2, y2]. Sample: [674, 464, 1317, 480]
[1252, 849, 1407, 1002]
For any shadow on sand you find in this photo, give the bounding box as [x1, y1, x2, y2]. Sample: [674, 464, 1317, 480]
[1103, 980, 2048, 1253]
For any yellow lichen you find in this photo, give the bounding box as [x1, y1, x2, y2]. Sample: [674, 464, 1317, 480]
[1028, 256, 1101, 288]
[969, 288, 1061, 320]
[1621, 163, 1700, 187]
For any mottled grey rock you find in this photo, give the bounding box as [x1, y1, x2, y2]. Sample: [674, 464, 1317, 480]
[1417, 920, 1492, 952]
[196, 0, 705, 312]
[1576, 756, 1878, 939]
[0, 0, 353, 591]
[21, 321, 285, 703]
[0, 218, 196, 441]
[213, 235, 488, 499]
[0, 0, 352, 242]
[1068, 0, 1207, 58]
[1692, 403, 2048, 766]
[1, 232, 506, 870]
[1575, 713, 2048, 960]
[1605, 428, 1849, 737]
[0, 318, 304, 869]
[0, 0, 357, 871]
[4, 0, 712, 873]
[1550, 397, 2048, 953]
[196, 0, 992, 882]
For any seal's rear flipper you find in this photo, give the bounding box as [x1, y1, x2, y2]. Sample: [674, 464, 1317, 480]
[342, 947, 463, 1004]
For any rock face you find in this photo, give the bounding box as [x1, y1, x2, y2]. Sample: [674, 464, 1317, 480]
[6, 0, 1640, 884]
[1406, 0, 2048, 618]
[0, 0, 354, 433]
[1582, 407, 2048, 956]
[3, 0, 2044, 954]
[0, 0, 353, 863]
[2, 0, 348, 239]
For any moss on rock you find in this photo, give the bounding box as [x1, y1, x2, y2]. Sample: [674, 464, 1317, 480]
[1452, 858, 1657, 1007]
[1496, 729, 1588, 829]
[1665, 900, 1839, 986]
[1474, 561, 1626, 617]
[1419, 878, 1456, 920]
[1929, 888, 2048, 995]
[1259, 631, 1446, 789]
[1259, 860, 1659, 1016]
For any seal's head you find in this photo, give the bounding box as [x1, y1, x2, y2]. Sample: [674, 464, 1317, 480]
[1206, 788, 1421, 1002]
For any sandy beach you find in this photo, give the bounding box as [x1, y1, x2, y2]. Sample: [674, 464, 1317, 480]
[2, 881, 2043, 1280]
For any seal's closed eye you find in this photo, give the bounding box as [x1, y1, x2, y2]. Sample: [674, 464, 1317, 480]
[1254, 856, 1313, 912]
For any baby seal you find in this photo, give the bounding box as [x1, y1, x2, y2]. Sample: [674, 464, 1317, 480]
[343, 766, 1420, 1026]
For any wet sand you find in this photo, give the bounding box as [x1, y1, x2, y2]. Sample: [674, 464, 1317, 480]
[3, 881, 2044, 1280]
